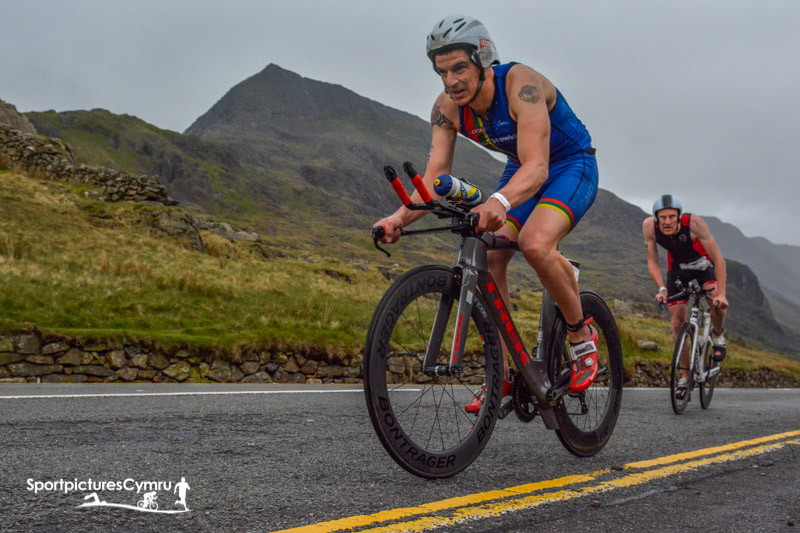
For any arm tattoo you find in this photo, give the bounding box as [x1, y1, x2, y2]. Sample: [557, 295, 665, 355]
[431, 105, 454, 127]
[518, 84, 540, 104]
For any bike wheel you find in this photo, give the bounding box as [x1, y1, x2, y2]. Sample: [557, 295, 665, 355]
[671, 323, 694, 415]
[699, 341, 717, 409]
[363, 265, 503, 479]
[547, 291, 624, 457]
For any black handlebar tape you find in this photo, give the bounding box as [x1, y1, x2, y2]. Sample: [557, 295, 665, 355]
[383, 166, 412, 206]
[402, 161, 432, 204]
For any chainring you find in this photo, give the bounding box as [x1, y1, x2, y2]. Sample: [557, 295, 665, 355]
[512, 373, 538, 423]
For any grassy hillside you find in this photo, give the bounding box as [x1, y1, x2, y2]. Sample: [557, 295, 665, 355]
[0, 169, 375, 352]
[2, 169, 799, 381]
[27, 66, 507, 234]
[26, 108, 261, 221]
[21, 63, 800, 357]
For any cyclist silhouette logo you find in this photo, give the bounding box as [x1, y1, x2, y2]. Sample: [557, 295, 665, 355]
[77, 477, 191, 514]
[137, 491, 158, 511]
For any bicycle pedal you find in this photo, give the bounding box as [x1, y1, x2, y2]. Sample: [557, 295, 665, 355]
[498, 399, 514, 419]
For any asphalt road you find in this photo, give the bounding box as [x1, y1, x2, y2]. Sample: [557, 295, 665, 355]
[0, 384, 798, 532]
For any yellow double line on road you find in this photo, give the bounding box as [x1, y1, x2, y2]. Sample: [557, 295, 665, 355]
[276, 430, 800, 533]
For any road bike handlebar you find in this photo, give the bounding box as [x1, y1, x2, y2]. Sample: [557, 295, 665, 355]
[373, 161, 492, 256]
[665, 279, 720, 310]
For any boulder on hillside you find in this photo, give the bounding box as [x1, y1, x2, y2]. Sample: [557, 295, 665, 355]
[0, 99, 37, 135]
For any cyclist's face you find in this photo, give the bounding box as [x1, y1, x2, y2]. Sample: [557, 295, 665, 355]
[657, 209, 681, 235]
[434, 50, 482, 105]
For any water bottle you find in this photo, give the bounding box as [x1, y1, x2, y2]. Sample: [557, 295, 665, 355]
[433, 174, 483, 207]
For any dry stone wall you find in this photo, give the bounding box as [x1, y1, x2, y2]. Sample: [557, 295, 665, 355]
[0, 123, 264, 250]
[0, 123, 173, 204]
[2, 329, 798, 388]
[623, 360, 799, 388]
[0, 329, 363, 385]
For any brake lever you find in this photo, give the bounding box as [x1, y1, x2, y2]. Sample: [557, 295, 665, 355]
[372, 226, 391, 257]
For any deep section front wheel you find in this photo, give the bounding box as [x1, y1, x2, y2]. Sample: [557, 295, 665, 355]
[363, 265, 503, 478]
[547, 291, 624, 457]
[671, 323, 694, 415]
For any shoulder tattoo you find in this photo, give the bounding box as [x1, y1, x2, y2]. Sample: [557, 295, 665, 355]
[518, 84, 540, 104]
[431, 105, 454, 127]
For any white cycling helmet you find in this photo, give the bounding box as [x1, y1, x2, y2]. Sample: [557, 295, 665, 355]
[426, 15, 500, 70]
[653, 194, 683, 217]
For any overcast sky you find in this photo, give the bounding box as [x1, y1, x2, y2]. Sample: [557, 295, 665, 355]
[3, 1, 799, 245]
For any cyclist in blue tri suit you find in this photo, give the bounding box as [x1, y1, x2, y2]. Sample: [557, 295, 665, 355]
[374, 15, 600, 411]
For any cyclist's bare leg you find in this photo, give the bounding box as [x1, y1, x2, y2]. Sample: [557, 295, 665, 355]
[705, 282, 727, 337]
[517, 206, 591, 343]
[486, 223, 518, 382]
[668, 303, 690, 380]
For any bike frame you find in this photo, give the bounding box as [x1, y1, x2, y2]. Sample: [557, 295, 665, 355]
[421, 233, 563, 429]
[679, 280, 721, 384]
[376, 162, 576, 429]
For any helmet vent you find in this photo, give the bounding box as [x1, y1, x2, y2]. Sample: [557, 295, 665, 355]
[455, 21, 467, 32]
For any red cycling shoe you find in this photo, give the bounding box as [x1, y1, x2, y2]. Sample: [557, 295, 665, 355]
[569, 325, 599, 393]
[465, 377, 513, 414]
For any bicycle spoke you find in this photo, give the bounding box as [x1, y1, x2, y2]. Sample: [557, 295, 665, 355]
[365, 266, 502, 478]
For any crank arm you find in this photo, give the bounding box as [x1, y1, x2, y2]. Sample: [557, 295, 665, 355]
[498, 399, 514, 420]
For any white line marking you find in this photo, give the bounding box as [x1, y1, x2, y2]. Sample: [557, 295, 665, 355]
[0, 389, 365, 400]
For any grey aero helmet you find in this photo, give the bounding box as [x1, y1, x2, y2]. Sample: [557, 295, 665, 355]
[652, 194, 683, 217]
[426, 15, 500, 70]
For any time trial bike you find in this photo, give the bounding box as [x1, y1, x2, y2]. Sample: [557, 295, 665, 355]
[669, 278, 721, 414]
[363, 162, 624, 479]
